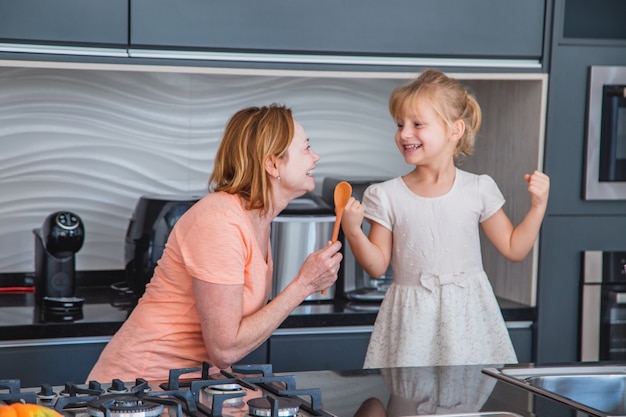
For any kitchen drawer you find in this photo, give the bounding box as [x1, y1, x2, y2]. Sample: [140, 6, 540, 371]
[0, 336, 268, 386]
[507, 321, 534, 363]
[269, 326, 372, 373]
[0, 336, 109, 387]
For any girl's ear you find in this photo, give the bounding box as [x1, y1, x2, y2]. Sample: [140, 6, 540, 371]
[450, 119, 465, 141]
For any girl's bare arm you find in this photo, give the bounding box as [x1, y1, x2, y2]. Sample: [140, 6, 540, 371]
[482, 171, 550, 262]
[341, 197, 392, 278]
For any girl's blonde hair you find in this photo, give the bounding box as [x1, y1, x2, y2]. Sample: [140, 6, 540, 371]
[389, 69, 482, 160]
[209, 104, 294, 215]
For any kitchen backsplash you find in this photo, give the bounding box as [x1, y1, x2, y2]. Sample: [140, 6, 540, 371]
[0, 65, 408, 273]
[0, 63, 546, 306]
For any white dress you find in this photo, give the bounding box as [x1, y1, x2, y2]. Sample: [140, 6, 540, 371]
[362, 169, 518, 368]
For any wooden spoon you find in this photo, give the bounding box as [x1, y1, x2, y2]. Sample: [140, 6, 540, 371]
[331, 181, 352, 242]
[322, 181, 352, 295]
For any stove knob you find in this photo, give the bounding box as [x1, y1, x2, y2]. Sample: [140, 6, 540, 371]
[37, 384, 57, 401]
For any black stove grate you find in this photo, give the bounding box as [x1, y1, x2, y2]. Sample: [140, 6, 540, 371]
[0, 362, 336, 417]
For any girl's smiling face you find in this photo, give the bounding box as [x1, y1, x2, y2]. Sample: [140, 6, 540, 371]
[394, 97, 459, 167]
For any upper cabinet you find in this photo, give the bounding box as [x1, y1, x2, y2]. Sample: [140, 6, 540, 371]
[559, 0, 626, 43]
[0, 0, 128, 48]
[0, 0, 547, 69]
[130, 0, 546, 60]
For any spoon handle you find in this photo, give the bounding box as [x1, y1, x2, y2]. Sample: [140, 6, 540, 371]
[324, 209, 343, 296]
[331, 210, 343, 242]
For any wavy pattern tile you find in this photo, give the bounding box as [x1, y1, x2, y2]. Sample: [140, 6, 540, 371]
[0, 67, 408, 273]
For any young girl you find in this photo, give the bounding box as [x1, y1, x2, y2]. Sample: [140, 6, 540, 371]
[341, 69, 550, 368]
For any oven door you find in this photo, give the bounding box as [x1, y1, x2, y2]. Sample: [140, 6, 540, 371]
[600, 289, 626, 360]
[584, 66, 626, 200]
[581, 251, 626, 361]
[581, 284, 626, 361]
[599, 84, 626, 181]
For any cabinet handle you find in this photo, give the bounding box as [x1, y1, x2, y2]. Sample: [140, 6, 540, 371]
[0, 42, 127, 57]
[505, 321, 533, 329]
[272, 326, 373, 336]
[0, 336, 111, 348]
[128, 49, 542, 69]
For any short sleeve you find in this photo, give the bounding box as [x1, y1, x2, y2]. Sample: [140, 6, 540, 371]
[478, 174, 505, 222]
[177, 210, 249, 285]
[362, 183, 393, 231]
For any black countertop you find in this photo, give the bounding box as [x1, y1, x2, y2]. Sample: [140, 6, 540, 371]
[292, 363, 594, 417]
[0, 272, 535, 342]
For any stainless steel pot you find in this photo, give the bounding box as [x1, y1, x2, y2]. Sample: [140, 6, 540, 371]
[270, 193, 335, 301]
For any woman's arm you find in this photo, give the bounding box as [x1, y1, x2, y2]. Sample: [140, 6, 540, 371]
[194, 240, 342, 369]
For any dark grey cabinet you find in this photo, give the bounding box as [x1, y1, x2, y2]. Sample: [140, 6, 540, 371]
[239, 342, 269, 366]
[130, 0, 545, 60]
[0, 1, 128, 47]
[0, 337, 109, 387]
[534, 0, 626, 364]
[0, 326, 530, 385]
[508, 323, 533, 364]
[269, 327, 372, 372]
[0, 0, 547, 68]
[268, 324, 532, 371]
[0, 337, 267, 387]
[561, 0, 626, 41]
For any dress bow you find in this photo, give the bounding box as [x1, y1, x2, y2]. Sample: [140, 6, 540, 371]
[419, 272, 468, 292]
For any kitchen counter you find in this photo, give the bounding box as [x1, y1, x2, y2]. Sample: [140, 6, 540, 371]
[293, 363, 594, 417]
[0, 272, 535, 342]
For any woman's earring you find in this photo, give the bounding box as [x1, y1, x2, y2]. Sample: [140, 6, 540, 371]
[276, 175, 281, 180]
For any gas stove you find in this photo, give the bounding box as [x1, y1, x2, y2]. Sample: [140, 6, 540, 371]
[0, 363, 336, 417]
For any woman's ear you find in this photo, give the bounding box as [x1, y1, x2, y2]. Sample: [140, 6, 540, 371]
[265, 155, 280, 179]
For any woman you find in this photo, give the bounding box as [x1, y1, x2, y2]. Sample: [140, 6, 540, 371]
[88, 104, 342, 381]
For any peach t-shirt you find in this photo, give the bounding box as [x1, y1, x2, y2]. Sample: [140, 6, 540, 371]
[87, 192, 272, 381]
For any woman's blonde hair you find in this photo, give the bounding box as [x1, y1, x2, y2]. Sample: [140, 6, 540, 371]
[389, 69, 482, 160]
[209, 104, 294, 215]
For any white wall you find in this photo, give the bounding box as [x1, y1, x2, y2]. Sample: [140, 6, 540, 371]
[0, 64, 408, 273]
[0, 62, 546, 306]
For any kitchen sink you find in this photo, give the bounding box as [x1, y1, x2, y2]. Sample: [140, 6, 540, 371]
[483, 365, 626, 417]
[402, 413, 523, 417]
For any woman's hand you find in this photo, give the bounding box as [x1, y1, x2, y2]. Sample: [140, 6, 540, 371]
[294, 240, 343, 295]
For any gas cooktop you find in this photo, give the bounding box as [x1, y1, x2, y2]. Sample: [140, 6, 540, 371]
[0, 363, 335, 417]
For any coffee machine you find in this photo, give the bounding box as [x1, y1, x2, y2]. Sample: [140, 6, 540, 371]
[33, 211, 85, 322]
[124, 194, 200, 299]
[322, 177, 394, 303]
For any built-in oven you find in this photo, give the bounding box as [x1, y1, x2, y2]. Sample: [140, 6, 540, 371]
[581, 251, 626, 361]
[584, 66, 626, 200]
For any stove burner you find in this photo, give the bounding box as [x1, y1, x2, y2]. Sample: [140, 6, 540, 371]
[247, 397, 300, 417]
[86, 395, 164, 417]
[205, 382, 242, 391]
[204, 383, 246, 407]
